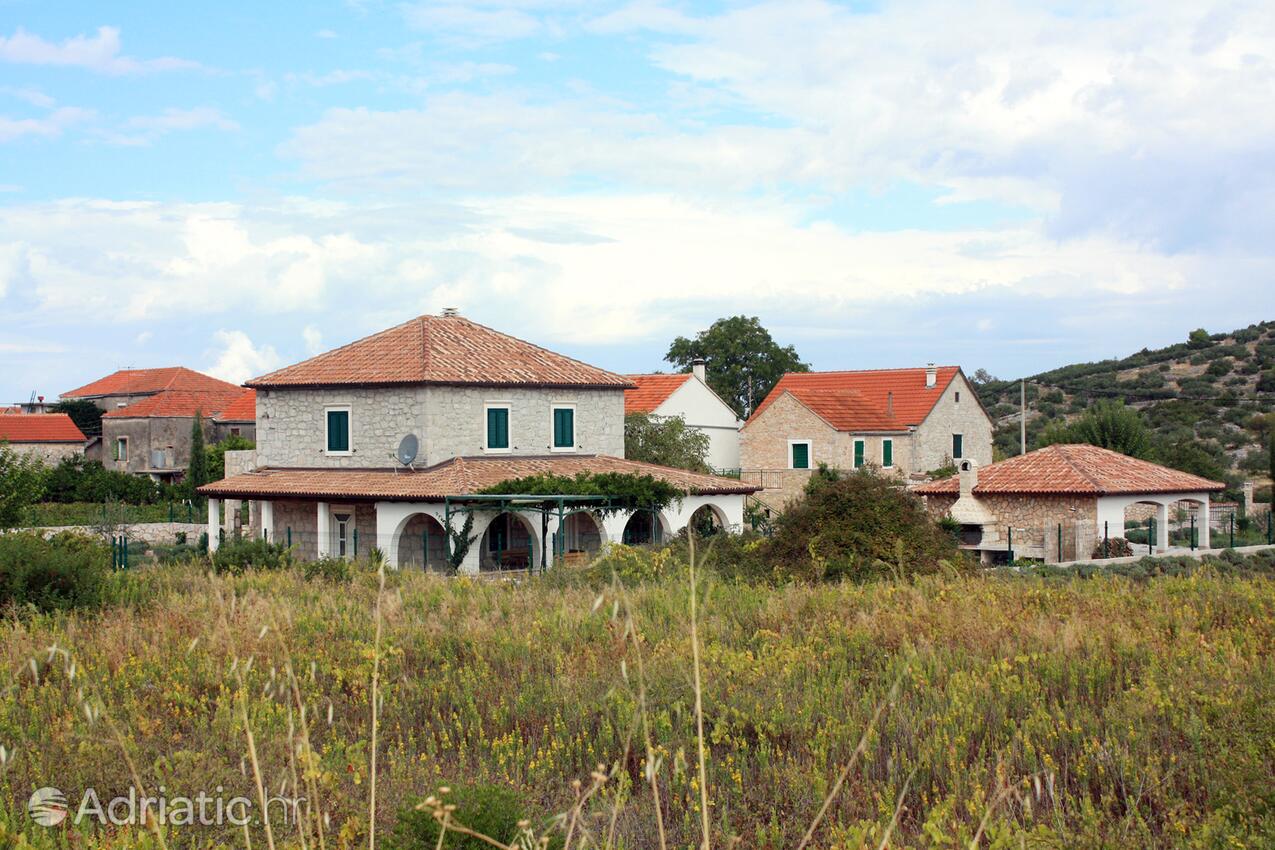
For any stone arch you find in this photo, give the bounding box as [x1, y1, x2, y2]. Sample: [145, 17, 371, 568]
[396, 512, 448, 571]
[621, 509, 669, 546]
[556, 511, 605, 564]
[688, 503, 729, 537]
[479, 511, 540, 571]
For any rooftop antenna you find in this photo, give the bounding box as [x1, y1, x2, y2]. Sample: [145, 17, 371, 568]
[393, 433, 419, 473]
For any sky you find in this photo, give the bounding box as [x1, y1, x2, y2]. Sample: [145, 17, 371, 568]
[1, 0, 1273, 403]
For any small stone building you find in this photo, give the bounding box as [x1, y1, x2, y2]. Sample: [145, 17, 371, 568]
[213, 389, 257, 443]
[0, 413, 86, 463]
[916, 444, 1226, 562]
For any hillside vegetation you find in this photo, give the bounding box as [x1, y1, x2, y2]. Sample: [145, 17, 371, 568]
[975, 320, 1275, 493]
[3, 552, 1274, 848]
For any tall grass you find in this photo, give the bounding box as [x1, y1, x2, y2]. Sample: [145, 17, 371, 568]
[1, 552, 1273, 848]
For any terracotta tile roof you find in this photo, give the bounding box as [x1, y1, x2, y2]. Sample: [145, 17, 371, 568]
[62, 367, 240, 399]
[104, 388, 246, 420]
[247, 314, 635, 390]
[748, 367, 961, 432]
[624, 374, 692, 414]
[915, 444, 1226, 496]
[0, 413, 86, 443]
[199, 454, 758, 501]
[214, 389, 256, 422]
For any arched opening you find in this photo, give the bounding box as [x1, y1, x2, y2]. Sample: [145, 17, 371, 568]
[397, 513, 448, 571]
[622, 510, 665, 546]
[555, 511, 604, 565]
[1173, 498, 1210, 548]
[480, 512, 537, 571]
[1122, 499, 1169, 552]
[689, 504, 727, 537]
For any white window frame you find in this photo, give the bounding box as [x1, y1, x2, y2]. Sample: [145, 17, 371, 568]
[852, 438, 866, 468]
[550, 402, 577, 453]
[483, 402, 512, 454]
[881, 438, 894, 468]
[330, 506, 355, 560]
[324, 405, 353, 456]
[115, 436, 129, 463]
[788, 439, 812, 470]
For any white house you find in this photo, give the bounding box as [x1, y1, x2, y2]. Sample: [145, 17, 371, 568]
[200, 312, 756, 573]
[624, 360, 743, 472]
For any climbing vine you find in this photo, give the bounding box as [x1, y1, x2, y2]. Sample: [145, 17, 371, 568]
[478, 472, 683, 516]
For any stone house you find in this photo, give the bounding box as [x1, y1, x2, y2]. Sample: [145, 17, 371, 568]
[200, 312, 756, 573]
[0, 413, 86, 463]
[624, 360, 744, 472]
[916, 444, 1226, 562]
[740, 365, 993, 510]
[212, 390, 257, 443]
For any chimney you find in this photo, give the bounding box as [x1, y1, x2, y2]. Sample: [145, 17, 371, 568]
[925, 363, 937, 389]
[691, 358, 707, 383]
[886, 391, 894, 418]
[440, 307, 459, 318]
[958, 459, 978, 498]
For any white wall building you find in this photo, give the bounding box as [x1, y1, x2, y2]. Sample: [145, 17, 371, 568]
[625, 360, 743, 471]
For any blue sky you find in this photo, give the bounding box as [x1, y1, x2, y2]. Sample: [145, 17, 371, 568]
[2, 0, 1272, 402]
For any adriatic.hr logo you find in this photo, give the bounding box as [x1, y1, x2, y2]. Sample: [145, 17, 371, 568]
[28, 787, 70, 826]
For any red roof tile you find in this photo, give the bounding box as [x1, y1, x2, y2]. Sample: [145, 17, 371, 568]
[199, 454, 757, 501]
[63, 367, 240, 399]
[247, 314, 634, 390]
[748, 367, 961, 432]
[624, 374, 692, 414]
[0, 413, 86, 443]
[104, 388, 246, 419]
[214, 389, 256, 422]
[915, 444, 1226, 496]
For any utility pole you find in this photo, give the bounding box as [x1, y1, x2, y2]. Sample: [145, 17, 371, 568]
[1020, 380, 1027, 455]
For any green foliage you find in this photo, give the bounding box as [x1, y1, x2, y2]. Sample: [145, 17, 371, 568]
[0, 444, 46, 528]
[385, 784, 529, 850]
[210, 536, 292, 575]
[186, 411, 209, 492]
[302, 556, 354, 583]
[40, 455, 166, 504]
[1038, 400, 1155, 458]
[664, 315, 809, 417]
[49, 398, 103, 437]
[1188, 327, 1212, 349]
[479, 472, 683, 515]
[205, 434, 254, 483]
[623, 412, 711, 472]
[446, 513, 476, 574]
[0, 531, 109, 612]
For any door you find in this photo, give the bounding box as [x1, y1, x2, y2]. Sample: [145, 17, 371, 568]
[333, 511, 352, 558]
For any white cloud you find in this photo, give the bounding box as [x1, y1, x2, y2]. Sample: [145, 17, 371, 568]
[0, 26, 200, 75]
[0, 107, 93, 142]
[98, 107, 239, 146]
[315, 29, 338, 39]
[135, 331, 153, 345]
[302, 325, 324, 355]
[205, 330, 282, 385]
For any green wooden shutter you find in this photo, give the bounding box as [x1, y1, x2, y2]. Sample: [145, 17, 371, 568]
[883, 439, 893, 467]
[952, 434, 963, 459]
[487, 408, 509, 449]
[791, 442, 809, 469]
[327, 411, 349, 452]
[853, 440, 864, 468]
[553, 408, 574, 448]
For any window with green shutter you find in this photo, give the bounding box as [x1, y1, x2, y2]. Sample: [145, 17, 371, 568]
[790, 441, 810, 469]
[952, 433, 963, 459]
[486, 406, 510, 450]
[882, 439, 893, 468]
[552, 407, 575, 449]
[326, 409, 350, 453]
[853, 439, 864, 468]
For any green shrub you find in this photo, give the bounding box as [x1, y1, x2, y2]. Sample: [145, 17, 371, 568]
[41, 455, 167, 504]
[0, 531, 110, 612]
[302, 556, 354, 583]
[384, 783, 531, 850]
[210, 537, 292, 575]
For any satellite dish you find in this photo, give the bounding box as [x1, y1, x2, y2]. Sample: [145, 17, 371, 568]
[396, 434, 419, 468]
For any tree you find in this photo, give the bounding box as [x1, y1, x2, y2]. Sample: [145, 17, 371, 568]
[206, 435, 255, 484]
[624, 413, 711, 473]
[1038, 400, 1155, 458]
[50, 399, 103, 437]
[0, 443, 46, 528]
[187, 411, 209, 491]
[1187, 328, 1212, 349]
[971, 368, 998, 385]
[665, 315, 808, 418]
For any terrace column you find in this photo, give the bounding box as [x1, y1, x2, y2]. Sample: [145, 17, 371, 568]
[316, 501, 330, 558]
[1197, 494, 1211, 549]
[261, 501, 274, 543]
[1156, 503, 1170, 551]
[207, 498, 221, 553]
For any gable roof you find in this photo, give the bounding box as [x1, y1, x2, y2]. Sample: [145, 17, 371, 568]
[624, 374, 693, 414]
[63, 367, 240, 399]
[247, 314, 634, 390]
[915, 444, 1226, 496]
[0, 413, 86, 443]
[104, 388, 246, 420]
[214, 389, 256, 422]
[199, 454, 758, 501]
[748, 366, 962, 432]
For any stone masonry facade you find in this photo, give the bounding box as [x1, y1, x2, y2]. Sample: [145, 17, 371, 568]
[910, 372, 994, 473]
[102, 416, 210, 476]
[923, 492, 1098, 559]
[255, 384, 626, 469]
[7, 442, 82, 464]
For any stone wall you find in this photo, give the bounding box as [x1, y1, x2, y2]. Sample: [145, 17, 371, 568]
[255, 384, 625, 468]
[924, 491, 1098, 559]
[912, 372, 994, 473]
[213, 421, 257, 444]
[101, 416, 208, 475]
[7, 442, 82, 464]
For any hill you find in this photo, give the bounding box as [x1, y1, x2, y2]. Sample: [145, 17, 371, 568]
[973, 320, 1275, 496]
